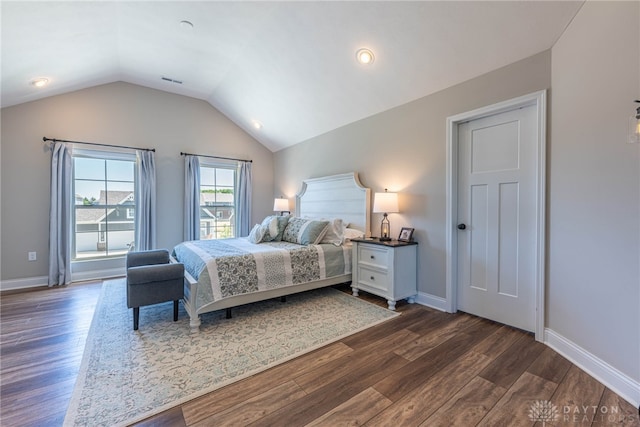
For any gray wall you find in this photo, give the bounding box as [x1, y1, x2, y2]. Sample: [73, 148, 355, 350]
[1, 82, 274, 281]
[274, 50, 551, 301]
[548, 1, 639, 383]
[274, 0, 640, 390]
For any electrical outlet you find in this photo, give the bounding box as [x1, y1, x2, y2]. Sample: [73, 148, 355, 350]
[28, 252, 37, 261]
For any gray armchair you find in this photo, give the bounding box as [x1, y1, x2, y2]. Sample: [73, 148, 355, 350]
[126, 249, 184, 330]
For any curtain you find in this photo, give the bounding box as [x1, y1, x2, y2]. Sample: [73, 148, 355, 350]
[48, 142, 73, 286]
[236, 161, 252, 237]
[184, 155, 201, 241]
[135, 150, 156, 251]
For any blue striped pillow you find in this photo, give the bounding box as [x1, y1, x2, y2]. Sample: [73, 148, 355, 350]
[282, 217, 330, 245]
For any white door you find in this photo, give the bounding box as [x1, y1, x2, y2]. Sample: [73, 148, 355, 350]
[456, 104, 537, 332]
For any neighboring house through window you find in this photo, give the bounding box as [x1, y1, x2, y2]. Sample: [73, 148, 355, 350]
[73, 150, 136, 259]
[199, 163, 236, 239]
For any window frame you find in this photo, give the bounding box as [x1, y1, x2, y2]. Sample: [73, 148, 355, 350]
[198, 160, 238, 240]
[72, 148, 137, 261]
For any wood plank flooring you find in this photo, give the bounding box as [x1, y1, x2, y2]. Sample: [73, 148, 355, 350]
[1, 281, 638, 426]
[1, 281, 102, 427]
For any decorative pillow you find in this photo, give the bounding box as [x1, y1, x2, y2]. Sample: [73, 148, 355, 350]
[260, 215, 289, 241]
[248, 223, 267, 244]
[318, 218, 345, 246]
[343, 227, 365, 242]
[282, 217, 330, 245]
[261, 216, 278, 237]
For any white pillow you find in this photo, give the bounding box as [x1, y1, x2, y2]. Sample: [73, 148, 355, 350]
[319, 218, 345, 246]
[248, 224, 267, 244]
[303, 217, 346, 246]
[343, 228, 365, 242]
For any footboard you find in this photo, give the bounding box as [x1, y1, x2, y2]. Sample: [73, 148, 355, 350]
[170, 254, 202, 331]
[182, 269, 201, 330]
[195, 274, 352, 315]
[184, 273, 352, 332]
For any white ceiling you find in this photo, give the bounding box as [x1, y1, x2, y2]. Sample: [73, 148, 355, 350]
[1, 1, 583, 152]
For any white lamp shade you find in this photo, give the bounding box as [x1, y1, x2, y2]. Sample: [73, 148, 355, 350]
[373, 192, 399, 213]
[273, 198, 289, 211]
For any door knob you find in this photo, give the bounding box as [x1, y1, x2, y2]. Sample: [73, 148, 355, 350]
[457, 223, 466, 230]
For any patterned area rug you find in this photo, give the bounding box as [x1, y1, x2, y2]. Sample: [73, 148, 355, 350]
[64, 279, 398, 426]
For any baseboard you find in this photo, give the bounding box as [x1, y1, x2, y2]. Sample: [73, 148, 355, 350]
[545, 328, 640, 408]
[416, 291, 448, 312]
[1, 267, 125, 292]
[71, 268, 125, 283]
[0, 276, 48, 291]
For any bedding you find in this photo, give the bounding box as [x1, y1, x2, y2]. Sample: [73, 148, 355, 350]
[319, 218, 345, 246]
[262, 215, 289, 241]
[248, 216, 289, 244]
[343, 227, 365, 244]
[173, 237, 352, 313]
[281, 217, 330, 245]
[248, 223, 267, 243]
[302, 217, 346, 246]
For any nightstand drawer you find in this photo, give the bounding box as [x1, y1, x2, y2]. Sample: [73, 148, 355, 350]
[357, 266, 390, 292]
[358, 245, 388, 269]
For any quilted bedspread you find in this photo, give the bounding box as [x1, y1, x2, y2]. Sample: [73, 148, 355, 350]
[172, 238, 352, 311]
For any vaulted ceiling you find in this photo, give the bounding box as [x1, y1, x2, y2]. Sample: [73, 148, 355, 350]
[1, 1, 583, 151]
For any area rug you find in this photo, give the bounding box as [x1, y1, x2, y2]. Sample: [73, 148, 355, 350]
[64, 279, 398, 426]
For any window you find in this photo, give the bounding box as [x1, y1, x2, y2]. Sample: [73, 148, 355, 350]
[73, 151, 136, 259]
[199, 164, 236, 239]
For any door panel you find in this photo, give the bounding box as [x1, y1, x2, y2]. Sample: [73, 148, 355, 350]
[470, 184, 488, 291]
[498, 182, 519, 297]
[471, 120, 520, 173]
[457, 105, 536, 332]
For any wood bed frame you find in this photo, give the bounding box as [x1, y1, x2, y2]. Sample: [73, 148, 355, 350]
[181, 172, 371, 330]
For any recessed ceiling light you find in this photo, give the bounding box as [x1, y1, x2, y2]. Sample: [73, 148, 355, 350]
[30, 77, 49, 88]
[251, 120, 263, 130]
[180, 20, 194, 30]
[356, 48, 375, 65]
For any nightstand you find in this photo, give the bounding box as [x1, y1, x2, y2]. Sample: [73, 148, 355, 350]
[350, 238, 418, 310]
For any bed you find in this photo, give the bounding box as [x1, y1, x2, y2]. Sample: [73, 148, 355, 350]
[174, 172, 371, 330]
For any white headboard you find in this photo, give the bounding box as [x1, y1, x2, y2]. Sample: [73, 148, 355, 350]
[295, 172, 371, 237]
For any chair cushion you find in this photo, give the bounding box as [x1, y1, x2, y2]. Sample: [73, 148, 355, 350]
[127, 249, 170, 268]
[127, 263, 184, 285]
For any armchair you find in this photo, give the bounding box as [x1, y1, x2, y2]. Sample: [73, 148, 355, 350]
[126, 249, 184, 330]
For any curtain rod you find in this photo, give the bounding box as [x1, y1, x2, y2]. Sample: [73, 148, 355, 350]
[43, 137, 155, 152]
[180, 151, 252, 163]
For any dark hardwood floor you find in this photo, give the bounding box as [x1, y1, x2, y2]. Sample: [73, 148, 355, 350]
[1, 281, 638, 426]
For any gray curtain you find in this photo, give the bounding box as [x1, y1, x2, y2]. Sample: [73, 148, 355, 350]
[236, 161, 252, 237]
[48, 142, 73, 286]
[135, 150, 156, 251]
[184, 155, 201, 241]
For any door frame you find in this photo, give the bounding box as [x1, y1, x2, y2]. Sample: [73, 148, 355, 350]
[445, 90, 547, 341]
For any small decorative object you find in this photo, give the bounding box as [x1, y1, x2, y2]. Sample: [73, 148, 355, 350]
[398, 227, 414, 242]
[273, 197, 290, 216]
[373, 189, 399, 241]
[629, 100, 640, 144]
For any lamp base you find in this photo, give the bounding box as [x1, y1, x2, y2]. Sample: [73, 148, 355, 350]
[380, 214, 391, 242]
